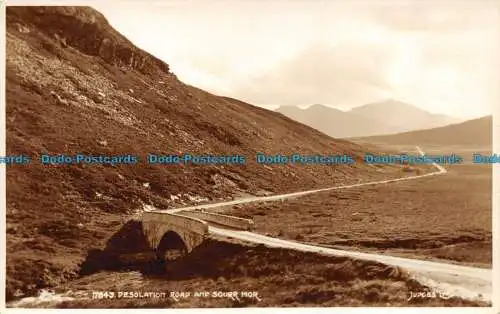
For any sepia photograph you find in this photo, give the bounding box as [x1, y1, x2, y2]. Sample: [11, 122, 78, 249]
[2, 0, 498, 310]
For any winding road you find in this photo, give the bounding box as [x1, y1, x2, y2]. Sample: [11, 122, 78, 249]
[158, 146, 492, 302]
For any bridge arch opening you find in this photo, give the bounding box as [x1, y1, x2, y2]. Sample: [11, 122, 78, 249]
[155, 230, 188, 262]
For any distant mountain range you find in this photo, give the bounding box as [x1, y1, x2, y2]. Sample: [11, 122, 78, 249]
[276, 100, 463, 138]
[354, 115, 492, 147]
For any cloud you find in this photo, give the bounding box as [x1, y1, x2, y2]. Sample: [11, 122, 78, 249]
[94, 1, 500, 118]
[363, 0, 499, 32]
[229, 42, 393, 107]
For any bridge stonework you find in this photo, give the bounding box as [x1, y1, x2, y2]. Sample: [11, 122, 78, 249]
[181, 210, 254, 231]
[142, 212, 209, 253]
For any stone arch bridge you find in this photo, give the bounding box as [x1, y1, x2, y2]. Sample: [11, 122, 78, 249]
[141, 210, 254, 258]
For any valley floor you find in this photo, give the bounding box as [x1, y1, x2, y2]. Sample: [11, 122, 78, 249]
[225, 146, 492, 268]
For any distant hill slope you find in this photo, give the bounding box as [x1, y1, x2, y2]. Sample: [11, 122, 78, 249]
[276, 104, 397, 138]
[6, 6, 413, 299]
[354, 116, 492, 146]
[276, 101, 461, 138]
[349, 99, 461, 132]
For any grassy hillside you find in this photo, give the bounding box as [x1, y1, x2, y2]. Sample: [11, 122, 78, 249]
[5, 6, 415, 299]
[354, 116, 492, 147]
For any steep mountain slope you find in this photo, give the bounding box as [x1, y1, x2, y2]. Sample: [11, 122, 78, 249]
[276, 104, 397, 137]
[5, 6, 417, 299]
[354, 116, 492, 146]
[349, 99, 461, 132]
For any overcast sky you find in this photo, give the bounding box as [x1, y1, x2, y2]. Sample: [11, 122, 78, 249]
[93, 0, 500, 119]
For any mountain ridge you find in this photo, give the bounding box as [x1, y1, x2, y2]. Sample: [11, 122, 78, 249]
[275, 100, 462, 138]
[349, 99, 462, 131]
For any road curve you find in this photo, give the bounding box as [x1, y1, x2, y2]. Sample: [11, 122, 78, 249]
[160, 146, 446, 214]
[158, 146, 491, 302]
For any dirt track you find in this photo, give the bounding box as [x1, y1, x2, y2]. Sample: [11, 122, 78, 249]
[159, 146, 491, 303]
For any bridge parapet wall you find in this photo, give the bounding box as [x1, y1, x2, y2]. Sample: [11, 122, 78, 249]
[180, 210, 254, 231]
